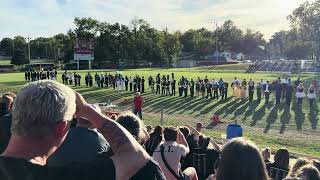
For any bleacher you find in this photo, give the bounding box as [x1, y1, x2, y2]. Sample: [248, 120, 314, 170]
[247, 60, 320, 73]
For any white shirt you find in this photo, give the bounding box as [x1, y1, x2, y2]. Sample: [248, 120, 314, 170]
[153, 141, 189, 180]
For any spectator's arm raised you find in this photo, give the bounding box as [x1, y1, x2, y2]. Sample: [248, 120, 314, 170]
[75, 92, 150, 180]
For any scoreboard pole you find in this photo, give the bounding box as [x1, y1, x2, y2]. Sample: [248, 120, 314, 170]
[88, 60, 92, 70]
[77, 59, 80, 70]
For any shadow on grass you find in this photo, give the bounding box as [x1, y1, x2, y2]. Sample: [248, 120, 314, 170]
[251, 105, 266, 127]
[280, 106, 291, 134]
[292, 100, 305, 131]
[242, 100, 260, 121]
[231, 101, 250, 120]
[2, 81, 26, 87]
[264, 104, 280, 133]
[202, 98, 232, 114]
[309, 101, 319, 130]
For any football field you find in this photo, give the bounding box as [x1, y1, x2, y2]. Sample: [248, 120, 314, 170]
[0, 67, 319, 157]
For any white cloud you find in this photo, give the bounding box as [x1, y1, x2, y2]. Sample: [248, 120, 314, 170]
[0, 0, 311, 40]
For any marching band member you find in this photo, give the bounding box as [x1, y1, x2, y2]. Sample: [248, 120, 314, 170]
[307, 84, 317, 108]
[263, 81, 271, 105]
[232, 77, 241, 99]
[196, 77, 200, 96]
[171, 78, 176, 96]
[296, 83, 306, 106]
[184, 78, 189, 97]
[248, 79, 255, 102]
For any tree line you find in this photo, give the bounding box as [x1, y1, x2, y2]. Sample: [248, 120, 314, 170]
[1, 0, 320, 67]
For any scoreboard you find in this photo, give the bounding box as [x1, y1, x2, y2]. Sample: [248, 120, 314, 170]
[74, 40, 94, 61]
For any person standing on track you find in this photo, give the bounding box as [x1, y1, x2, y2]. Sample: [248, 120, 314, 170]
[133, 92, 144, 120]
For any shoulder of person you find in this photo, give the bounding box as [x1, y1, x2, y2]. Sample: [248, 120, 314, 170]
[129, 158, 166, 180]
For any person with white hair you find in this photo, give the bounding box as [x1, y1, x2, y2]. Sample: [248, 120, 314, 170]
[0, 80, 165, 180]
[47, 104, 111, 166]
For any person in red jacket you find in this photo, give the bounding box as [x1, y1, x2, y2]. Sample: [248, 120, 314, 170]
[133, 92, 144, 120]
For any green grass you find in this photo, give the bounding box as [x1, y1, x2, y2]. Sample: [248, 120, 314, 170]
[0, 60, 11, 65]
[0, 67, 319, 157]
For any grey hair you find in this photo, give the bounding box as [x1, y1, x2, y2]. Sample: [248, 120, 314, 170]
[11, 80, 76, 137]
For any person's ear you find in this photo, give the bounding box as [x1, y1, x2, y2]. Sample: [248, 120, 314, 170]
[54, 121, 69, 138]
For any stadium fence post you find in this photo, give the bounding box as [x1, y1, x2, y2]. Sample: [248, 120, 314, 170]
[160, 108, 164, 126]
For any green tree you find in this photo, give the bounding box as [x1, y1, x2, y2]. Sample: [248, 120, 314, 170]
[215, 20, 243, 52]
[288, 0, 320, 60]
[0, 38, 14, 56]
[11, 48, 29, 65]
[159, 29, 182, 67]
[73, 17, 100, 41]
[13, 36, 26, 50]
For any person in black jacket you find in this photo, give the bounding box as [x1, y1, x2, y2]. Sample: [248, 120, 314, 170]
[248, 79, 255, 102]
[256, 82, 263, 103]
[171, 78, 176, 96]
[264, 81, 271, 105]
[286, 79, 293, 107]
[275, 77, 282, 104]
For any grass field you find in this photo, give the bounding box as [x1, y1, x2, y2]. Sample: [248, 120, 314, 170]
[0, 67, 319, 158]
[0, 60, 11, 65]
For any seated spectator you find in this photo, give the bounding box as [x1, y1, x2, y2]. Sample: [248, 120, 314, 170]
[47, 104, 111, 166]
[288, 158, 310, 178]
[262, 147, 272, 164]
[0, 80, 165, 180]
[153, 127, 198, 180]
[212, 138, 268, 180]
[147, 125, 153, 134]
[145, 126, 163, 156]
[194, 135, 220, 179]
[0, 93, 16, 154]
[179, 126, 191, 139]
[266, 148, 290, 180]
[297, 165, 320, 180]
[313, 160, 320, 171]
[0, 92, 16, 117]
[116, 112, 150, 144]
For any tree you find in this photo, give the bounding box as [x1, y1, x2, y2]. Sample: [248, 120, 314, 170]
[11, 48, 29, 65]
[215, 20, 243, 52]
[288, 0, 320, 60]
[13, 36, 26, 50]
[159, 30, 182, 66]
[73, 17, 100, 40]
[0, 38, 14, 56]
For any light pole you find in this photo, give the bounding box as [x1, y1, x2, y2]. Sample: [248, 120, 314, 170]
[27, 36, 31, 62]
[213, 21, 219, 61]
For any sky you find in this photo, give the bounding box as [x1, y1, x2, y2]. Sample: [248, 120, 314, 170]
[0, 0, 311, 41]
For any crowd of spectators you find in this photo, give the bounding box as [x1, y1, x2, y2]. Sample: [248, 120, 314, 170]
[0, 80, 319, 180]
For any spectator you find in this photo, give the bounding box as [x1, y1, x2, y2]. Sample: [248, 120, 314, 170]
[153, 127, 198, 180]
[297, 165, 320, 180]
[47, 105, 111, 166]
[196, 122, 203, 133]
[262, 147, 272, 164]
[0, 93, 16, 154]
[288, 158, 310, 178]
[147, 125, 153, 134]
[313, 160, 320, 171]
[266, 148, 290, 180]
[0, 92, 16, 117]
[145, 126, 163, 156]
[0, 80, 165, 180]
[213, 138, 268, 180]
[116, 112, 150, 144]
[133, 92, 144, 120]
[179, 126, 191, 138]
